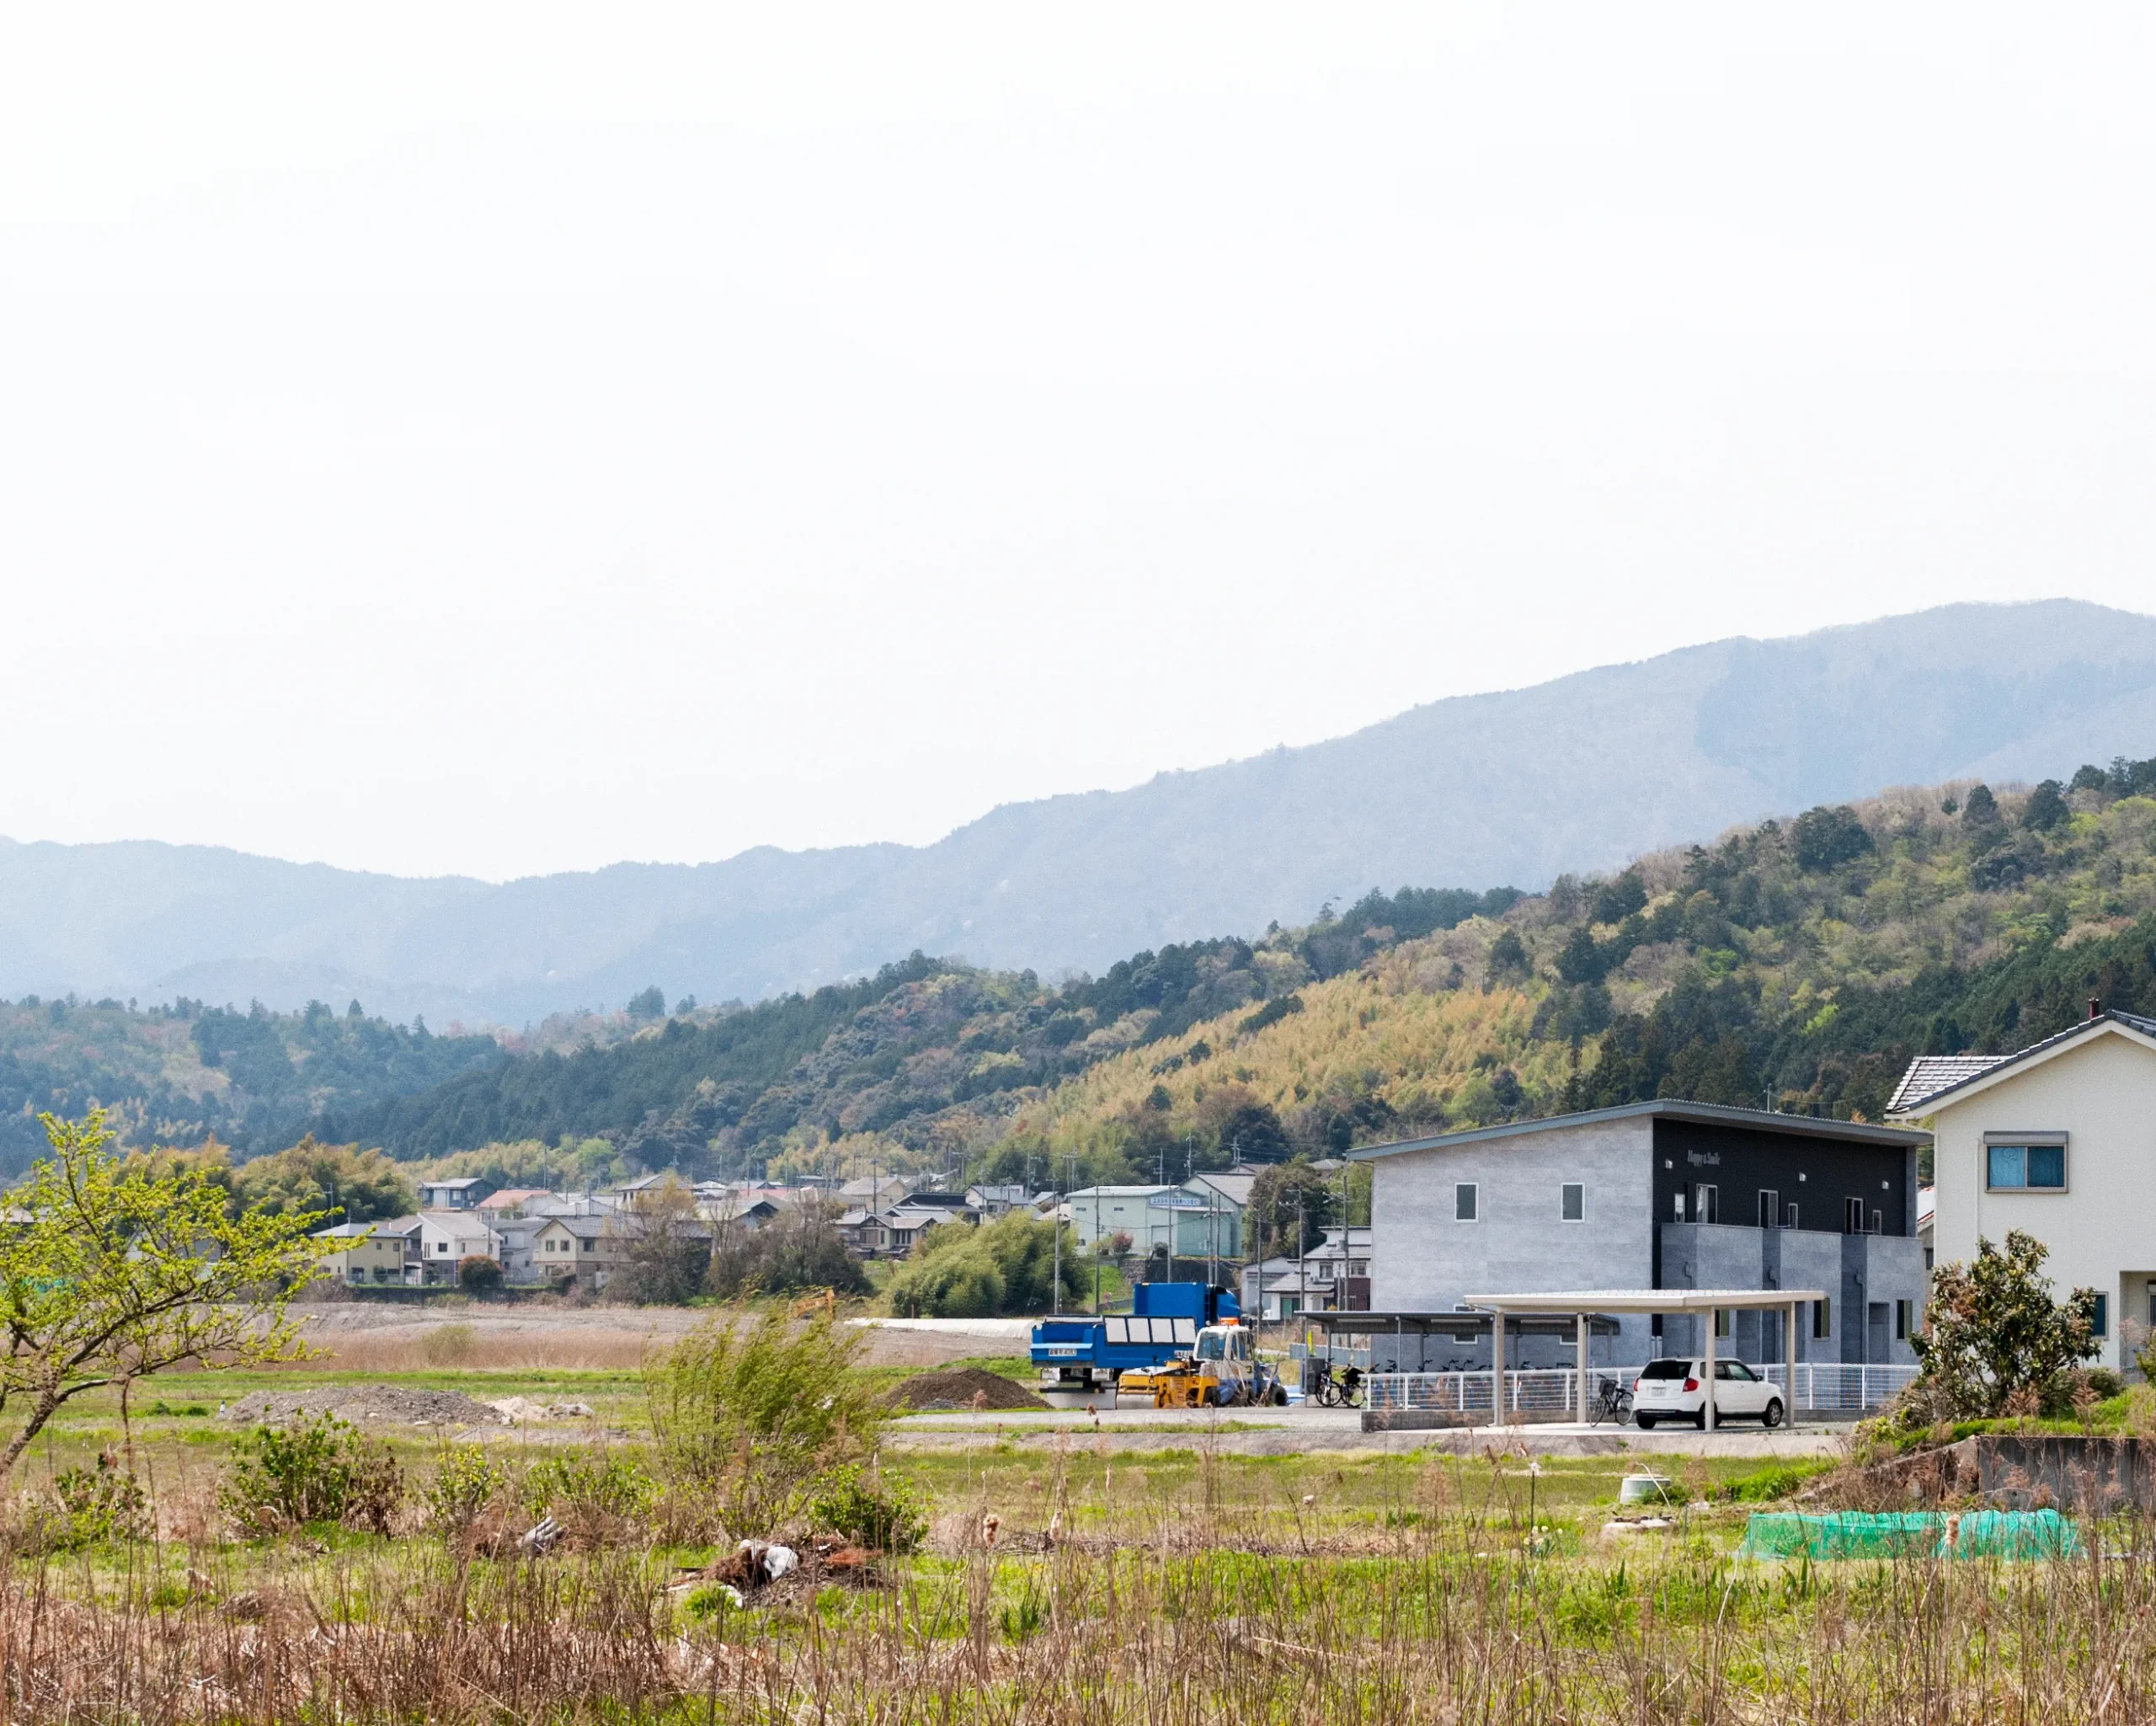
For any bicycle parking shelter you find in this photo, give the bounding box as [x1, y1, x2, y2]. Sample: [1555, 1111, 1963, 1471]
[1312, 1288, 1826, 1429]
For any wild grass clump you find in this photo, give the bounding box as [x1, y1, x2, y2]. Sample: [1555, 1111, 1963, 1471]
[645, 1304, 885, 1536]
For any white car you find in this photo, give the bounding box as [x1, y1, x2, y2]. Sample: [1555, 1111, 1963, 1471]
[1631, 1357, 1785, 1429]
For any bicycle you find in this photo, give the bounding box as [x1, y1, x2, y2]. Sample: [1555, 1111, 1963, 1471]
[1304, 1359, 1365, 1408]
[1588, 1375, 1634, 1426]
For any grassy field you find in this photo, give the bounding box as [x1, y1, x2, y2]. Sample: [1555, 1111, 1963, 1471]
[0, 1351, 2144, 1723]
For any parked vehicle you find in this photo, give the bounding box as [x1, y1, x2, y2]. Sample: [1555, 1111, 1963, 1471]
[1126, 1319, 1287, 1408]
[1031, 1282, 1241, 1394]
[1630, 1358, 1785, 1429]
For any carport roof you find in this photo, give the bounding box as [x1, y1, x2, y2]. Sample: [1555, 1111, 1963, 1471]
[1462, 1288, 1826, 1312]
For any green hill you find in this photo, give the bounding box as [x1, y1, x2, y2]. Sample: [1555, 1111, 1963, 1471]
[360, 753, 2156, 1189]
[0, 996, 501, 1171]
[22, 756, 2156, 1190]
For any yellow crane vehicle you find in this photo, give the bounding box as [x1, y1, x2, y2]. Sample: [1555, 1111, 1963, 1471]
[1123, 1317, 1288, 1408]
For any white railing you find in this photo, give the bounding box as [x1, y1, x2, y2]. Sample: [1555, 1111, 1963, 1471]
[1759, 1363, 1918, 1411]
[1365, 1362, 1918, 1417]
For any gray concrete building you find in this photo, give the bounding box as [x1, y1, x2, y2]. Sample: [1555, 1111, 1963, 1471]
[1349, 1101, 1929, 1369]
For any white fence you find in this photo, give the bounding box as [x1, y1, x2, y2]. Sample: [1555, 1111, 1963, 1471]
[1364, 1362, 1917, 1418]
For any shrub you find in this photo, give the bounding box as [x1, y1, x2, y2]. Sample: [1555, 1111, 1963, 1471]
[1911, 1229, 2099, 1419]
[805, 1464, 928, 1552]
[520, 1449, 656, 1524]
[40, 1452, 148, 1550]
[457, 1255, 504, 1292]
[222, 1413, 403, 1537]
[647, 1305, 885, 1536]
[425, 1444, 505, 1533]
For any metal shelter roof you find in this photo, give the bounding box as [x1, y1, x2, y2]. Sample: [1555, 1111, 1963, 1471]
[1461, 1288, 1826, 1312]
[1308, 1311, 1621, 1339]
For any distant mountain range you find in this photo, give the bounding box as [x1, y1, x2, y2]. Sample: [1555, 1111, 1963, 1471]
[6, 599, 2156, 1027]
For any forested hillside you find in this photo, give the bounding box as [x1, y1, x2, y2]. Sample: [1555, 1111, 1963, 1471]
[334, 889, 1523, 1174]
[0, 995, 501, 1170]
[364, 756, 2156, 1191]
[22, 757, 2156, 1194]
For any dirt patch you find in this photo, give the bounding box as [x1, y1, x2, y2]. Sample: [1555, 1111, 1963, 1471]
[887, 1367, 1049, 1412]
[224, 1384, 506, 1428]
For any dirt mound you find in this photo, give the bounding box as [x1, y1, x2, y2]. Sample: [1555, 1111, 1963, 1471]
[888, 1367, 1049, 1412]
[224, 1384, 506, 1428]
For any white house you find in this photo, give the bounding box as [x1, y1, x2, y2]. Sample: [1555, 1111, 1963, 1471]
[414, 1212, 501, 1283]
[1891, 1006, 2156, 1373]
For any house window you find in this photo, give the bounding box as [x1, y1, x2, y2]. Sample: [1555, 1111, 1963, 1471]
[1813, 1297, 1833, 1339]
[1844, 1198, 1865, 1233]
[583, 1239, 595, 1253]
[1986, 1143, 2066, 1190]
[1757, 1189, 1780, 1229]
[2093, 1293, 2110, 1339]
[1454, 1184, 1477, 1222]
[1561, 1184, 1584, 1221]
[1896, 1299, 1913, 1340]
[1694, 1184, 1718, 1224]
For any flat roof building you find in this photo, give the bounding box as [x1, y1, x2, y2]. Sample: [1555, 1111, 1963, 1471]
[1348, 1099, 1930, 1370]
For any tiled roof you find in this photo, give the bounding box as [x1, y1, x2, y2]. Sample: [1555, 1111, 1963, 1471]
[1887, 1055, 2008, 1114]
[1888, 1009, 2156, 1116]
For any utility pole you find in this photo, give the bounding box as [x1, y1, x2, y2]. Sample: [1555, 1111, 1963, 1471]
[1297, 1191, 1306, 1332]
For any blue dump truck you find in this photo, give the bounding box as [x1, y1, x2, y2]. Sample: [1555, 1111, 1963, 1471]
[1030, 1280, 1241, 1397]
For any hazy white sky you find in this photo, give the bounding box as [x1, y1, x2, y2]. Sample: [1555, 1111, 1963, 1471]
[7, 5, 2156, 882]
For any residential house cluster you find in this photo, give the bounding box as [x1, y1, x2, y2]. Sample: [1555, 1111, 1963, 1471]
[313, 1173, 800, 1293]
[312, 1168, 1073, 1290]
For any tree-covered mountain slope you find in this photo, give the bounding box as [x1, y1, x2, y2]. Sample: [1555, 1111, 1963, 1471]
[373, 756, 2156, 1189]
[26, 757, 2156, 1192]
[0, 995, 502, 1171]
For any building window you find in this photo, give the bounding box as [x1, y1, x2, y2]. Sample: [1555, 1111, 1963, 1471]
[1986, 1144, 2066, 1190]
[1870, 1209, 1883, 1235]
[1896, 1299, 1913, 1340]
[1844, 1198, 1865, 1233]
[1714, 1308, 1732, 1339]
[1455, 1184, 1477, 1222]
[1673, 1192, 1685, 1221]
[1813, 1297, 1833, 1339]
[2093, 1293, 2110, 1339]
[1785, 1202, 1800, 1230]
[1694, 1184, 1718, 1224]
[1757, 1189, 1780, 1229]
[1561, 1184, 1584, 1221]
